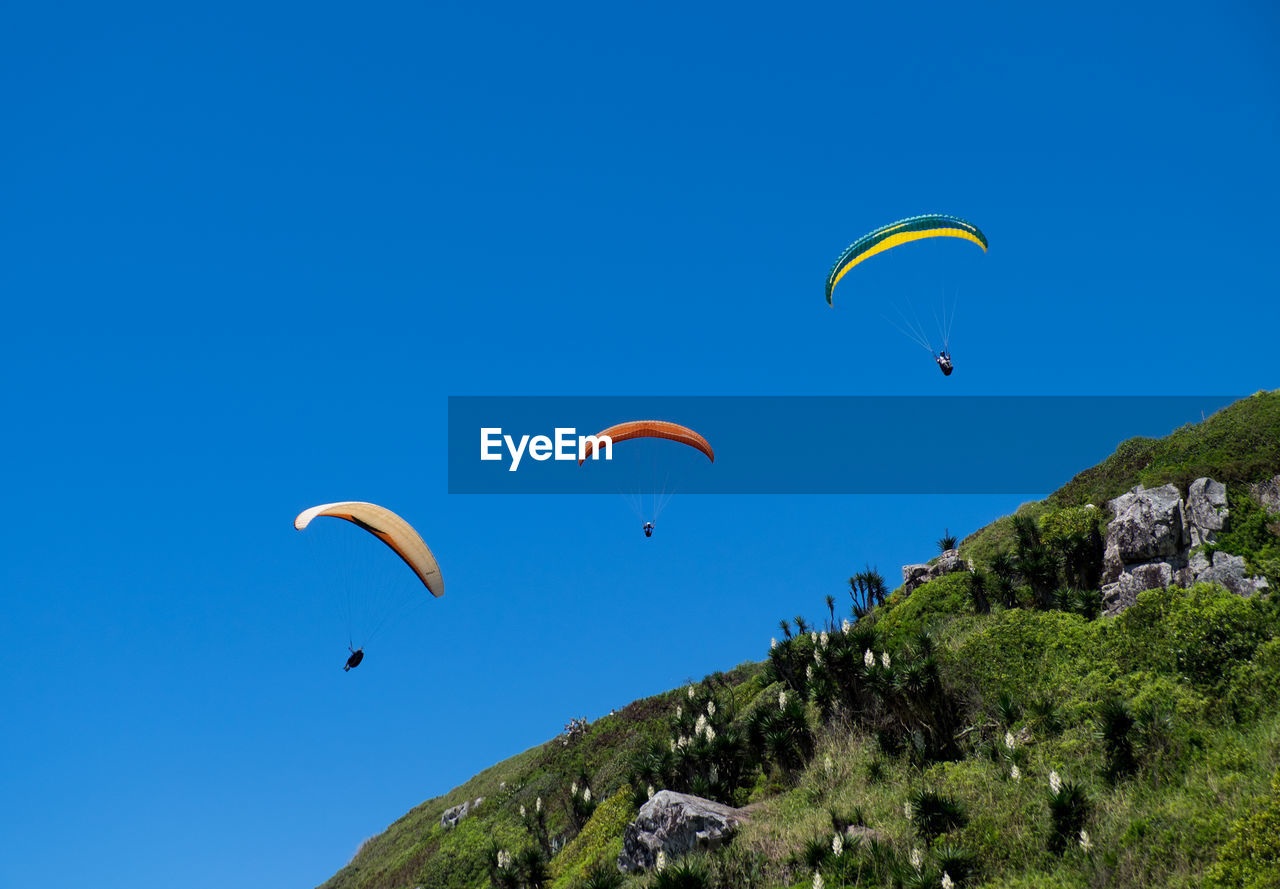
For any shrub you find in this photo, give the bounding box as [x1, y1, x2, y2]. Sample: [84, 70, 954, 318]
[910, 789, 969, 843]
[1203, 770, 1280, 889]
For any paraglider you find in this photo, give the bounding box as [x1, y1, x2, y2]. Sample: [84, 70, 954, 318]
[579, 420, 713, 535]
[824, 214, 987, 376]
[577, 420, 715, 465]
[294, 501, 443, 670]
[344, 647, 364, 672]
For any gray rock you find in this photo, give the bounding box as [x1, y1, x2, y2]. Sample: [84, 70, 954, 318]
[618, 791, 748, 873]
[440, 797, 483, 830]
[901, 550, 968, 594]
[1186, 478, 1229, 546]
[902, 564, 932, 593]
[1196, 551, 1270, 597]
[1106, 484, 1187, 562]
[1102, 559, 1187, 617]
[1251, 474, 1280, 516]
[937, 548, 964, 574]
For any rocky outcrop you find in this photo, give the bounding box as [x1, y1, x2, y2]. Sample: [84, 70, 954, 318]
[617, 791, 748, 873]
[1251, 474, 1280, 516]
[1101, 479, 1269, 616]
[902, 549, 967, 593]
[1190, 550, 1270, 598]
[440, 797, 483, 830]
[1186, 478, 1229, 546]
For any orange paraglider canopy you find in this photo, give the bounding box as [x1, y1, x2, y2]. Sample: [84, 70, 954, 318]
[578, 420, 714, 465]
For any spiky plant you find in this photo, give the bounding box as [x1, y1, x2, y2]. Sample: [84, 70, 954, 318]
[937, 528, 958, 552]
[849, 573, 868, 613]
[909, 789, 969, 843]
[581, 861, 625, 889]
[1096, 696, 1138, 783]
[1047, 780, 1090, 854]
[1029, 694, 1064, 735]
[931, 842, 978, 885]
[516, 847, 550, 889]
[987, 552, 1021, 608]
[967, 570, 990, 614]
[866, 757, 887, 784]
[1012, 514, 1059, 608]
[865, 567, 889, 607]
[801, 836, 831, 871]
[653, 859, 710, 889]
[994, 692, 1022, 728]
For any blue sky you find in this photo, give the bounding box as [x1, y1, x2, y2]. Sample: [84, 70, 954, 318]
[1, 1, 1277, 886]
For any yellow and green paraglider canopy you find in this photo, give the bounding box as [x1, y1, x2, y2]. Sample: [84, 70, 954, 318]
[825, 214, 987, 306]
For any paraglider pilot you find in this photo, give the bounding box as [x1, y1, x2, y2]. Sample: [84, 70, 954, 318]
[643, 522, 654, 538]
[344, 646, 364, 672]
[935, 350, 953, 376]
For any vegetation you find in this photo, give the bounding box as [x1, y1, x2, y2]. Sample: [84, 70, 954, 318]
[320, 393, 1280, 889]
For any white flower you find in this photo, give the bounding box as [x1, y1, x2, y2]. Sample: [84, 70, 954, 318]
[497, 849, 511, 869]
[583, 787, 592, 802]
[820, 631, 829, 647]
[655, 850, 667, 873]
[696, 714, 708, 737]
[842, 618, 851, 633]
[647, 784, 655, 798]
[1049, 770, 1062, 795]
[771, 637, 778, 650]
[942, 872, 954, 889]
[806, 665, 814, 681]
[1011, 764, 1021, 781]
[811, 631, 818, 644]
[779, 690, 788, 708]
[1078, 829, 1092, 851]
[706, 701, 716, 717]
[688, 685, 696, 700]
[910, 847, 923, 870]
[864, 649, 875, 668]
[676, 705, 682, 719]
[669, 738, 676, 752]
[705, 725, 716, 742]
[499, 781, 506, 790]
[571, 781, 579, 796]
[1004, 730, 1016, 750]
[823, 754, 833, 775]
[519, 805, 526, 817]
[832, 832, 843, 857]
[880, 651, 890, 669]
[812, 871, 825, 889]
[904, 801, 913, 819]
[536, 796, 542, 814]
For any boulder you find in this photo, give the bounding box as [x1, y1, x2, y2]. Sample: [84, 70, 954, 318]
[618, 791, 748, 873]
[901, 550, 968, 594]
[1186, 478, 1229, 546]
[1106, 484, 1187, 563]
[1195, 551, 1270, 597]
[901, 564, 932, 593]
[844, 824, 889, 846]
[1251, 474, 1280, 516]
[440, 797, 483, 830]
[1102, 560, 1182, 617]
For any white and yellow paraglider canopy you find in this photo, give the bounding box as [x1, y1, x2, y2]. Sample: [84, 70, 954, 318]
[294, 501, 443, 597]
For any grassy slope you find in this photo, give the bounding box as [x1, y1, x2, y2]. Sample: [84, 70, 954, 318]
[321, 392, 1280, 889]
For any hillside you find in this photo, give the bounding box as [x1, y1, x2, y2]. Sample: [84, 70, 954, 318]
[322, 391, 1280, 889]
